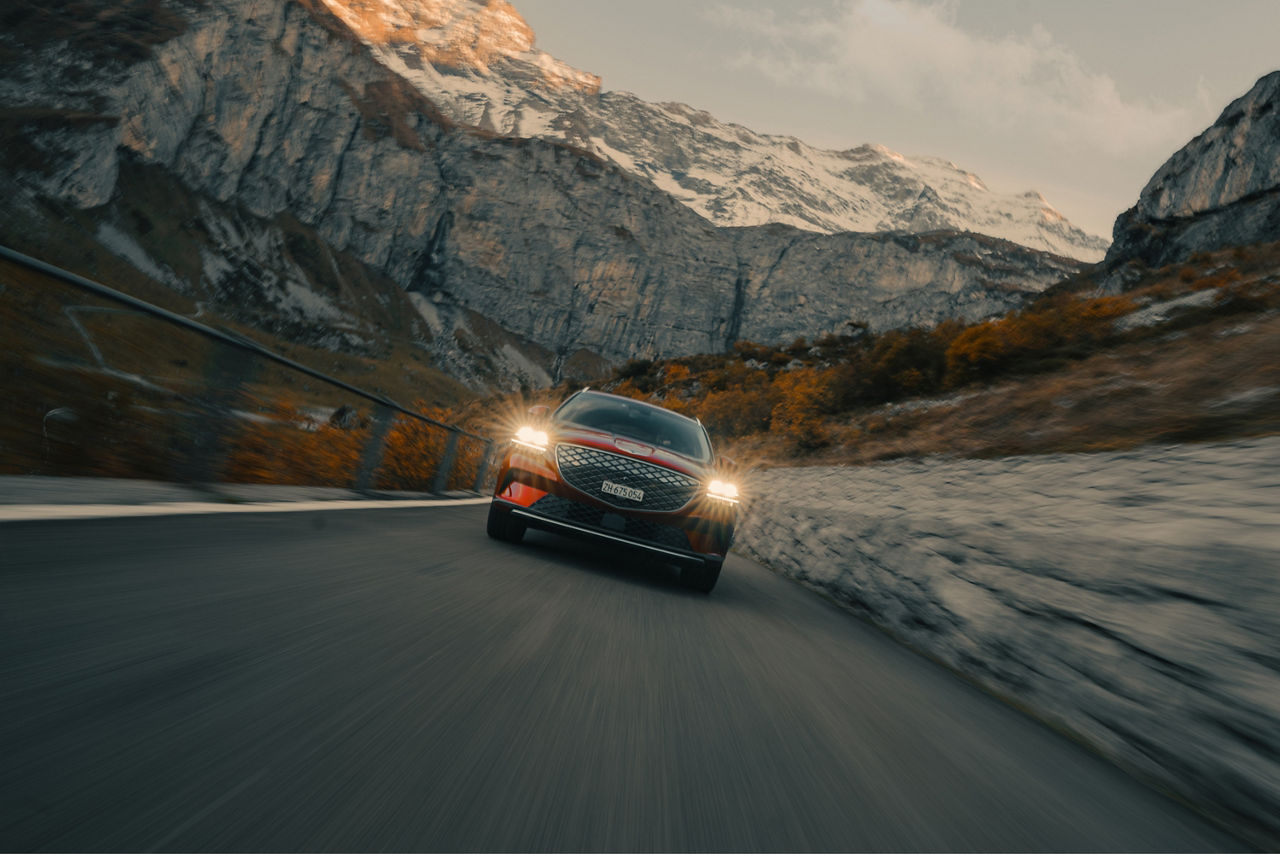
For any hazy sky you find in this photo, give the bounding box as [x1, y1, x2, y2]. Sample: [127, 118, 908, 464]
[513, 0, 1279, 238]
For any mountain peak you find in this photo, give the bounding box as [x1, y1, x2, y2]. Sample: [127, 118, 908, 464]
[316, 0, 600, 91]
[309, 0, 1105, 260]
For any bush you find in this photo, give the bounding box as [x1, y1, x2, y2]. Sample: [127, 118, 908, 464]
[732, 340, 774, 362]
[376, 403, 454, 490]
[945, 296, 1133, 383]
[663, 363, 692, 385]
[770, 369, 835, 450]
[617, 358, 654, 379]
[224, 398, 485, 491]
[695, 385, 778, 438]
[828, 323, 961, 410]
[225, 398, 364, 486]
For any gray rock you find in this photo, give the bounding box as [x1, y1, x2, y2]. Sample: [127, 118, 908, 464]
[0, 0, 1080, 389]
[1136, 72, 1280, 221]
[1102, 71, 1280, 281]
[734, 438, 1280, 846]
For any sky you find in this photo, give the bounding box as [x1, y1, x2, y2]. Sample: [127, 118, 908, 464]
[512, 0, 1279, 239]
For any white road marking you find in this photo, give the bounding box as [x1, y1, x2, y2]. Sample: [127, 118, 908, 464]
[0, 497, 491, 522]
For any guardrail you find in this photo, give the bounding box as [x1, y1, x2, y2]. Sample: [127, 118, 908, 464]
[0, 244, 496, 493]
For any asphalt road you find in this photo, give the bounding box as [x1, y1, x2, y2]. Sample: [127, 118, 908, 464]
[0, 505, 1243, 851]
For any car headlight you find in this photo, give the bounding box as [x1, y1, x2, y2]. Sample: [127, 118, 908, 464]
[513, 425, 549, 452]
[707, 479, 740, 504]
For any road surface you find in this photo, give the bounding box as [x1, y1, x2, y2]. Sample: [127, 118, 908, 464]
[0, 505, 1243, 851]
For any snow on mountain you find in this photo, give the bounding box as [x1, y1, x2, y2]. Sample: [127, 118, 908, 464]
[1, 0, 1087, 390]
[318, 0, 1109, 262]
[314, 0, 600, 92]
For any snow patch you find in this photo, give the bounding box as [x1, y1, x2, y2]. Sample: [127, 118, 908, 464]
[199, 246, 235, 287]
[408, 291, 444, 333]
[499, 342, 552, 386]
[277, 279, 342, 323]
[342, 3, 1110, 262]
[95, 223, 184, 290]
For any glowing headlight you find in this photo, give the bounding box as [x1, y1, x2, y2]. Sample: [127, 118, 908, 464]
[513, 425, 549, 451]
[707, 479, 740, 504]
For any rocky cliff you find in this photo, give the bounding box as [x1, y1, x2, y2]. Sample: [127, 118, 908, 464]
[0, 0, 1080, 388]
[329, 0, 1109, 261]
[1103, 71, 1280, 282]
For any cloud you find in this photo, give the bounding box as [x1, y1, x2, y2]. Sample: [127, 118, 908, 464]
[708, 0, 1195, 157]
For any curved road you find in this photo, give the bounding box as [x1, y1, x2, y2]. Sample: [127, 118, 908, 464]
[0, 505, 1242, 851]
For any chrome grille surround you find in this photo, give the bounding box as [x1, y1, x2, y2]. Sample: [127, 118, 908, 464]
[555, 443, 700, 512]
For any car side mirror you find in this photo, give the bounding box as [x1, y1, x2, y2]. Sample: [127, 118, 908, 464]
[527, 405, 550, 423]
[716, 455, 738, 475]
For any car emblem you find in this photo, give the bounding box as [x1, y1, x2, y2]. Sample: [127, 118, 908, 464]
[614, 439, 653, 456]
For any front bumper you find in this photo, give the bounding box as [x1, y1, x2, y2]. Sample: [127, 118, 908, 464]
[493, 497, 716, 566]
[493, 446, 735, 564]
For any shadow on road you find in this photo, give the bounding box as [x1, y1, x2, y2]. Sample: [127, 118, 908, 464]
[501, 528, 707, 596]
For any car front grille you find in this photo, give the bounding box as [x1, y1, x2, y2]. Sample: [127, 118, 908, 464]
[554, 443, 700, 512]
[529, 495, 692, 552]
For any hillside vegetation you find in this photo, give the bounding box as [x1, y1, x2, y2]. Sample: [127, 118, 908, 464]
[0, 252, 478, 488]
[5, 235, 1276, 488]
[532, 241, 1280, 466]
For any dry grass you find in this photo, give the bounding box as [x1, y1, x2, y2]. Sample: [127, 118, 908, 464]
[732, 310, 1280, 466]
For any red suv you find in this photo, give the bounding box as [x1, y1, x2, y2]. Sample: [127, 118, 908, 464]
[487, 390, 740, 592]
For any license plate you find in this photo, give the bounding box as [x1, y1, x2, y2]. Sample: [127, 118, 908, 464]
[601, 479, 644, 502]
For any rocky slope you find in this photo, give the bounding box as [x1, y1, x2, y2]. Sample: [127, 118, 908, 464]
[1103, 71, 1280, 280]
[737, 438, 1280, 847]
[322, 0, 1109, 261]
[0, 0, 1079, 389]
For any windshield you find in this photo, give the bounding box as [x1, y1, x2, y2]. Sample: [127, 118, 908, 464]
[554, 393, 712, 461]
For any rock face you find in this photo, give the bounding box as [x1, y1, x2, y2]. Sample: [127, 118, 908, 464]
[1103, 71, 1280, 278]
[313, 0, 601, 92]
[734, 438, 1280, 848]
[336, 0, 1109, 261]
[0, 0, 1079, 388]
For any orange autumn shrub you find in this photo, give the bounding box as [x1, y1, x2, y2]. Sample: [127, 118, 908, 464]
[663, 363, 692, 385]
[225, 397, 365, 486]
[376, 402, 493, 491]
[770, 369, 835, 450]
[694, 384, 778, 437]
[945, 296, 1134, 382]
[447, 434, 492, 491]
[376, 403, 450, 490]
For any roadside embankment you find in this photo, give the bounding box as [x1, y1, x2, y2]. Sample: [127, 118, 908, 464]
[734, 437, 1280, 845]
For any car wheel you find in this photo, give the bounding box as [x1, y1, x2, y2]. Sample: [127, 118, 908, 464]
[486, 502, 526, 543]
[681, 560, 722, 593]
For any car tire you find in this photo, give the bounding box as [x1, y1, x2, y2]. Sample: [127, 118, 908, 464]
[486, 502, 526, 543]
[681, 560, 722, 593]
